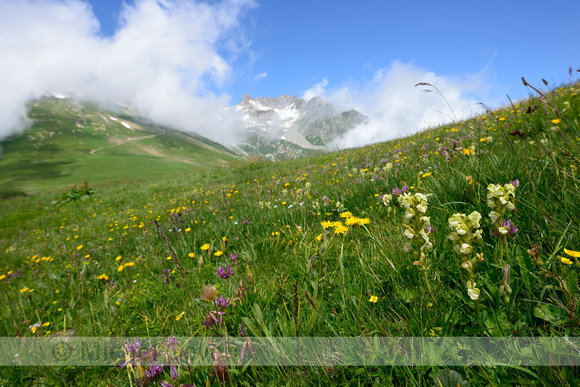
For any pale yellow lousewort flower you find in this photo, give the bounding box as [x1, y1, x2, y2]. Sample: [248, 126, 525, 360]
[487, 180, 519, 240]
[448, 211, 484, 300]
[397, 192, 433, 267]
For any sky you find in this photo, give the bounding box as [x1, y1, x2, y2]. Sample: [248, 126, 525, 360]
[1, 0, 579, 148]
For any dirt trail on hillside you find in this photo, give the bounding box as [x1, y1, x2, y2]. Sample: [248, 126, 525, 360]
[89, 129, 166, 155]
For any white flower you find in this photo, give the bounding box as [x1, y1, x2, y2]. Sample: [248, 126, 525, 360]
[489, 211, 500, 224]
[460, 243, 473, 255]
[404, 228, 415, 239]
[466, 281, 480, 300]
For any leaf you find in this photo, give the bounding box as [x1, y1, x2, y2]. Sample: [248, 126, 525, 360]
[533, 303, 568, 326]
[433, 370, 471, 387]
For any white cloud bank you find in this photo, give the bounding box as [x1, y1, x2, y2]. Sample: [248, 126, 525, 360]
[303, 61, 487, 149]
[0, 0, 256, 142]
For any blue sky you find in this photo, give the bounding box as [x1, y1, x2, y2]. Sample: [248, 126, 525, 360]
[87, 0, 579, 104]
[1, 0, 579, 146]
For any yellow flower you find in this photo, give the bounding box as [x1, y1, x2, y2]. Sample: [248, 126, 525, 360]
[188, 252, 195, 258]
[176, 312, 185, 321]
[117, 264, 124, 272]
[115, 255, 122, 261]
[166, 256, 172, 260]
[462, 149, 472, 155]
[185, 227, 191, 232]
[97, 274, 109, 281]
[551, 118, 561, 125]
[0, 275, 6, 281]
[321, 220, 333, 229]
[421, 172, 432, 178]
[359, 218, 370, 225]
[333, 223, 348, 235]
[564, 248, 580, 258]
[339, 211, 353, 218]
[214, 250, 223, 257]
[369, 295, 378, 303]
[42, 322, 50, 327]
[561, 257, 573, 265]
[76, 245, 83, 250]
[316, 233, 322, 241]
[124, 262, 134, 267]
[345, 216, 360, 226]
[201, 243, 210, 251]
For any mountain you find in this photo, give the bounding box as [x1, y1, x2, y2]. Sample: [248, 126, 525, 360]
[232, 94, 367, 160]
[0, 95, 239, 197]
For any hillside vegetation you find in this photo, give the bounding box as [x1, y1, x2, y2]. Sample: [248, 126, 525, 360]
[0, 96, 238, 197]
[1, 79, 580, 386]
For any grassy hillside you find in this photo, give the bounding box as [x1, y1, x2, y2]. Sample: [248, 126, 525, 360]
[0, 79, 579, 386]
[0, 96, 239, 197]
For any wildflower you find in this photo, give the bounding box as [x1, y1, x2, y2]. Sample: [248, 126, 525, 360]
[229, 253, 238, 266]
[340, 211, 353, 218]
[175, 312, 185, 321]
[321, 220, 333, 229]
[551, 118, 561, 124]
[421, 172, 432, 178]
[369, 295, 378, 303]
[76, 245, 83, 250]
[201, 285, 219, 302]
[392, 187, 402, 196]
[214, 250, 224, 257]
[561, 257, 573, 265]
[216, 265, 232, 279]
[333, 222, 348, 235]
[97, 274, 109, 282]
[117, 264, 125, 272]
[203, 310, 223, 328]
[497, 219, 518, 236]
[188, 252, 195, 258]
[565, 248, 580, 258]
[466, 281, 480, 300]
[214, 295, 230, 309]
[158, 268, 171, 285]
[201, 244, 210, 251]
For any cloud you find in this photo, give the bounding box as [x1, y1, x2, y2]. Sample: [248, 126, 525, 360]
[302, 61, 488, 149]
[253, 72, 267, 81]
[0, 0, 256, 143]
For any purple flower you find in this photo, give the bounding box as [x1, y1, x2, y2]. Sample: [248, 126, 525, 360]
[240, 322, 246, 337]
[322, 196, 330, 205]
[243, 219, 250, 224]
[392, 187, 402, 196]
[509, 179, 520, 188]
[203, 310, 224, 328]
[170, 364, 178, 382]
[502, 220, 519, 236]
[229, 253, 239, 266]
[402, 185, 409, 193]
[158, 268, 171, 285]
[216, 265, 233, 279]
[214, 295, 230, 309]
[146, 361, 163, 380]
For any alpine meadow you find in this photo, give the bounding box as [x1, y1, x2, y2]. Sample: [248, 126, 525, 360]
[2, 75, 580, 386]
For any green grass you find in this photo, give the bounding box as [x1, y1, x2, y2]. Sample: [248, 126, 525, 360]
[0, 97, 238, 197]
[1, 80, 580, 385]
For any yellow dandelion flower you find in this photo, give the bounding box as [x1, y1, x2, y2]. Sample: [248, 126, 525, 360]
[359, 218, 370, 225]
[125, 262, 134, 267]
[201, 244, 210, 251]
[564, 248, 580, 258]
[76, 245, 83, 250]
[345, 217, 360, 226]
[421, 171, 432, 178]
[462, 149, 472, 155]
[340, 211, 353, 218]
[316, 233, 322, 241]
[115, 256, 122, 261]
[214, 250, 223, 257]
[561, 257, 573, 265]
[117, 264, 124, 272]
[321, 220, 333, 229]
[185, 227, 191, 232]
[333, 224, 348, 235]
[188, 252, 195, 258]
[551, 119, 560, 125]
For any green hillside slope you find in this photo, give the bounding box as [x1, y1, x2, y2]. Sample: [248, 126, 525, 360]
[0, 80, 579, 385]
[0, 96, 239, 196]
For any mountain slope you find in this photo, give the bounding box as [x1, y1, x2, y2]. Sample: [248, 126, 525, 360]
[233, 94, 367, 159]
[0, 96, 239, 196]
